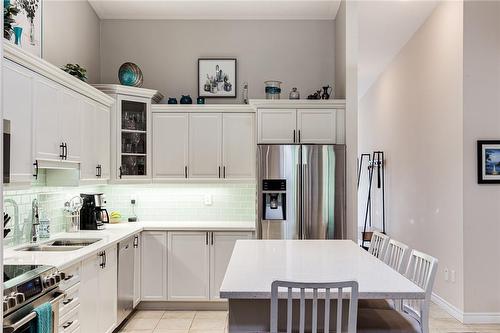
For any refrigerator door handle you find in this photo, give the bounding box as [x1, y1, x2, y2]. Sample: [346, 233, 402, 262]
[301, 162, 308, 240]
[296, 162, 302, 240]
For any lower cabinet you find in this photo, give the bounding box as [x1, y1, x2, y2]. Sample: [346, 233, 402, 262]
[210, 232, 253, 300]
[80, 245, 117, 333]
[167, 232, 210, 300]
[139, 230, 253, 301]
[141, 231, 168, 301]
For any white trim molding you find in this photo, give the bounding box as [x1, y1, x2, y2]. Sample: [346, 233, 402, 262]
[3, 42, 114, 107]
[432, 293, 500, 324]
[92, 84, 164, 103]
[152, 104, 255, 113]
[249, 99, 346, 109]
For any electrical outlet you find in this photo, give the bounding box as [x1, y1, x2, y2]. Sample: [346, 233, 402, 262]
[451, 270, 456, 283]
[204, 194, 213, 206]
[444, 268, 449, 281]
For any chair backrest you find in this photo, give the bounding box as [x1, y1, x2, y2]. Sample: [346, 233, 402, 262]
[403, 250, 438, 333]
[383, 239, 411, 274]
[367, 231, 390, 259]
[270, 280, 359, 333]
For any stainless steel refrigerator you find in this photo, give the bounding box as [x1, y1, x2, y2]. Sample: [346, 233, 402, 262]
[257, 144, 346, 240]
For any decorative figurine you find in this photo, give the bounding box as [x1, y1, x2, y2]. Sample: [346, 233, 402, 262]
[289, 87, 300, 100]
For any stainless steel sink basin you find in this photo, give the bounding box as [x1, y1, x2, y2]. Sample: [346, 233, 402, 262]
[17, 245, 84, 252]
[48, 238, 101, 247]
[15, 238, 101, 252]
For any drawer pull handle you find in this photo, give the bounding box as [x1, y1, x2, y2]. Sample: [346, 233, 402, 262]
[62, 298, 73, 305]
[63, 321, 74, 329]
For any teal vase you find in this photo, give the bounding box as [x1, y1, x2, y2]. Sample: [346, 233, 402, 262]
[13, 27, 22, 46]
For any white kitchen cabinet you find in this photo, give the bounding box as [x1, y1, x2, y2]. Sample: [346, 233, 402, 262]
[222, 114, 255, 179]
[3, 60, 34, 184]
[80, 101, 110, 181]
[80, 246, 117, 333]
[257, 109, 297, 144]
[96, 104, 111, 180]
[141, 231, 168, 301]
[33, 76, 62, 161]
[133, 234, 141, 307]
[153, 113, 188, 179]
[188, 113, 222, 179]
[297, 109, 337, 144]
[59, 90, 82, 162]
[167, 232, 210, 300]
[210, 232, 253, 300]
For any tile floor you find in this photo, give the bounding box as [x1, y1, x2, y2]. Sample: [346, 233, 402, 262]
[119, 303, 500, 333]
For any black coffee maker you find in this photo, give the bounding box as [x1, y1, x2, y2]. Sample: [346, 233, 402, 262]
[80, 193, 109, 230]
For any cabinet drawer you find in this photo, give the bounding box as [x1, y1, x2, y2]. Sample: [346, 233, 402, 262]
[59, 283, 80, 319]
[60, 264, 81, 291]
[58, 304, 80, 333]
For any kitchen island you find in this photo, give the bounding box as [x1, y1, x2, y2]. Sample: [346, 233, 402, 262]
[220, 240, 424, 332]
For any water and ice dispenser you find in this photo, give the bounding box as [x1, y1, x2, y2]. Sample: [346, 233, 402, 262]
[262, 179, 286, 220]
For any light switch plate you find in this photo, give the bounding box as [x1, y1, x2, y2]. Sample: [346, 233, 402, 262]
[204, 194, 213, 206]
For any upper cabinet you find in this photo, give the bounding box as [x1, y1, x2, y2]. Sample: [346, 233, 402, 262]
[188, 113, 222, 179]
[93, 85, 164, 183]
[222, 113, 255, 179]
[3, 45, 114, 187]
[253, 100, 346, 144]
[151, 106, 256, 181]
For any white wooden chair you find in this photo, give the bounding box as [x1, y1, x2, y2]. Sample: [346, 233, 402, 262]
[367, 231, 390, 260]
[384, 239, 411, 274]
[270, 280, 359, 333]
[359, 239, 411, 310]
[357, 250, 438, 333]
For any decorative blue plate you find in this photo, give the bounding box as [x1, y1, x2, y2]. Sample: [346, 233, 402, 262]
[118, 62, 143, 87]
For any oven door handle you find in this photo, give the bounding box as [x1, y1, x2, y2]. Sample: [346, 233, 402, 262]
[4, 292, 66, 333]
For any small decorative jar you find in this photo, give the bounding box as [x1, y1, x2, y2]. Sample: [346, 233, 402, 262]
[167, 97, 178, 104]
[289, 87, 300, 100]
[180, 95, 193, 104]
[197, 96, 205, 104]
[264, 81, 282, 100]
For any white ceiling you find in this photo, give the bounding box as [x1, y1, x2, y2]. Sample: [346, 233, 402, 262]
[358, 0, 438, 98]
[88, 0, 342, 20]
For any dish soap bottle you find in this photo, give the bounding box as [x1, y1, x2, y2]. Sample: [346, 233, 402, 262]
[128, 199, 138, 222]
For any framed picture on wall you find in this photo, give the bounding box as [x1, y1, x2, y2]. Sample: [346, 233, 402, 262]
[477, 140, 500, 184]
[5, 0, 43, 57]
[198, 58, 237, 98]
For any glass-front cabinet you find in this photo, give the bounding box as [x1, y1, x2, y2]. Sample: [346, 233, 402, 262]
[120, 99, 148, 177]
[93, 84, 163, 182]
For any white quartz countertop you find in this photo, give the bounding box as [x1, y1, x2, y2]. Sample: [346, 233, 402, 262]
[4, 221, 255, 269]
[219, 240, 425, 300]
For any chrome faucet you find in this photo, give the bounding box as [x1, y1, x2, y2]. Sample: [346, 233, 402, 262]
[30, 199, 40, 243]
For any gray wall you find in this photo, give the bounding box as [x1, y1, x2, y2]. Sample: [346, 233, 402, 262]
[359, 2, 464, 310]
[43, 1, 101, 83]
[100, 20, 335, 103]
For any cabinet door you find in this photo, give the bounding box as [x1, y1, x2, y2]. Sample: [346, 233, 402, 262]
[168, 232, 210, 300]
[33, 77, 62, 160]
[153, 113, 188, 179]
[99, 247, 117, 333]
[141, 232, 167, 301]
[133, 234, 141, 307]
[80, 100, 97, 180]
[80, 256, 100, 333]
[222, 113, 255, 179]
[210, 232, 253, 300]
[188, 113, 222, 178]
[96, 104, 111, 180]
[257, 109, 296, 144]
[59, 89, 82, 161]
[297, 109, 337, 144]
[3, 60, 34, 184]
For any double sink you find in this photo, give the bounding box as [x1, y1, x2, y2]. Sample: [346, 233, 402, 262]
[16, 238, 101, 252]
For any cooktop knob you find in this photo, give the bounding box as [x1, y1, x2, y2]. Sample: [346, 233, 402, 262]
[7, 296, 16, 308]
[59, 272, 66, 280]
[53, 273, 61, 283]
[14, 293, 25, 304]
[3, 300, 8, 312]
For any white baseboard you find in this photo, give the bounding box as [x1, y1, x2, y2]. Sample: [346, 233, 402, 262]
[432, 293, 500, 324]
[431, 293, 464, 322]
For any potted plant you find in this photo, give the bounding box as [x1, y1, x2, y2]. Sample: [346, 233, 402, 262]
[61, 64, 88, 82]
